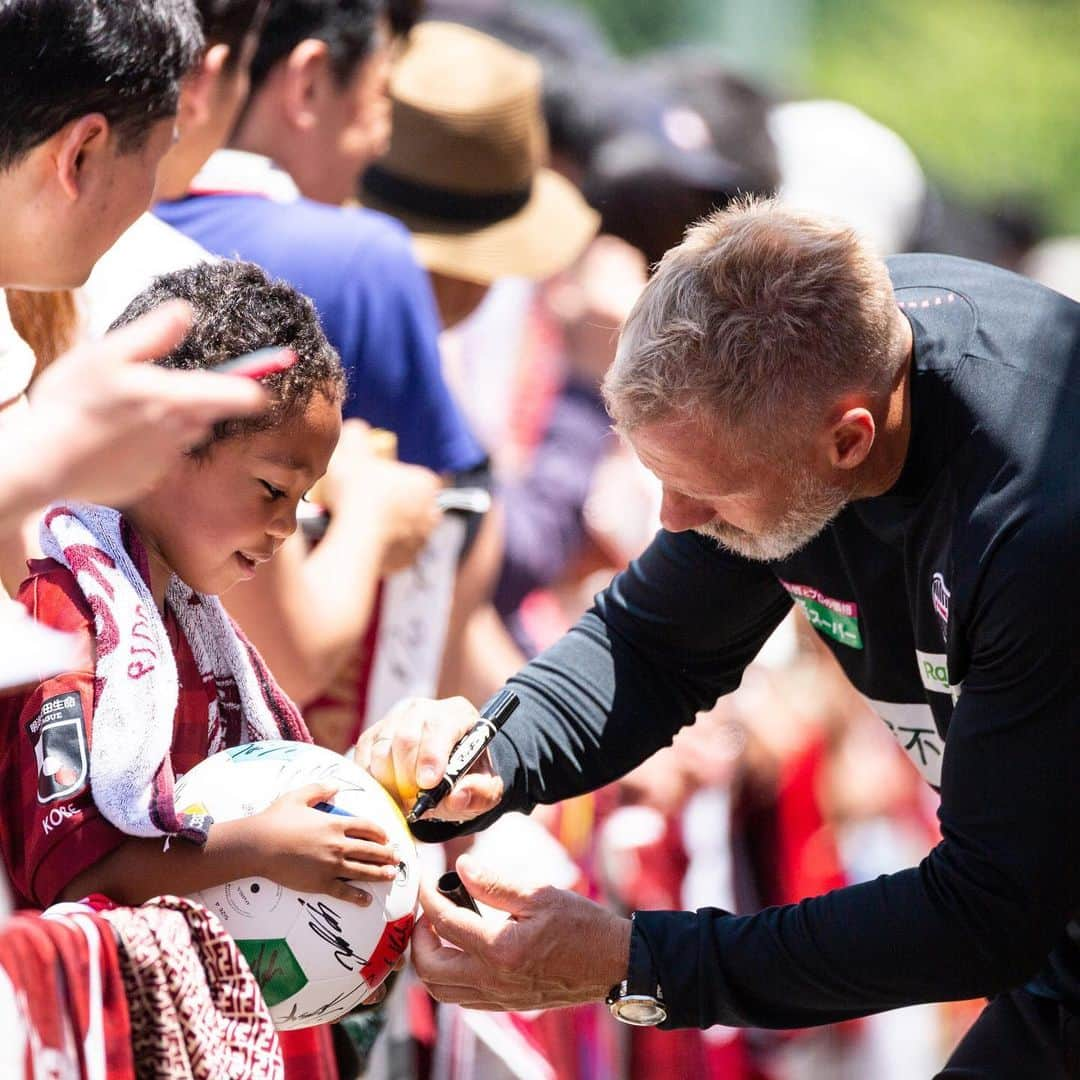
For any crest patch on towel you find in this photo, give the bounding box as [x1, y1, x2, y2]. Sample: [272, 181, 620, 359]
[28, 691, 89, 804]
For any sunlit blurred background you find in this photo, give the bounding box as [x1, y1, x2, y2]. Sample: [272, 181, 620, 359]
[576, 0, 1080, 235]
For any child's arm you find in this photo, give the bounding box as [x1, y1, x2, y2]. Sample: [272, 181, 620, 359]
[58, 783, 401, 907]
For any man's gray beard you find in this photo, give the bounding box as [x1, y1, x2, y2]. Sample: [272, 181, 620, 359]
[692, 469, 852, 562]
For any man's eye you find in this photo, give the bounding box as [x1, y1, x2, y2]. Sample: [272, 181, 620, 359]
[260, 480, 286, 500]
[300, 490, 311, 504]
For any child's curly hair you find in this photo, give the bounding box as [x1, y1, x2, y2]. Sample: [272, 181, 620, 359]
[111, 259, 347, 447]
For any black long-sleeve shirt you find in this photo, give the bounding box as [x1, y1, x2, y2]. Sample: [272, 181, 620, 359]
[416, 255, 1080, 1029]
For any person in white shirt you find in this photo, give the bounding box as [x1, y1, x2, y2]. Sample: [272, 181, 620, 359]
[83, 0, 272, 337]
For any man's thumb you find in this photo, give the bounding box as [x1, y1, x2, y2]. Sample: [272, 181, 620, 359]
[454, 854, 534, 917]
[442, 771, 503, 819]
[107, 299, 193, 365]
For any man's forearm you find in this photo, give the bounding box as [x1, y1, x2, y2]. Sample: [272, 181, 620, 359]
[413, 532, 792, 843]
[636, 852, 1063, 1031]
[409, 608, 700, 845]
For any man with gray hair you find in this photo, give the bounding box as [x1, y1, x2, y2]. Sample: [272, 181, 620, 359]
[361, 196, 1080, 1077]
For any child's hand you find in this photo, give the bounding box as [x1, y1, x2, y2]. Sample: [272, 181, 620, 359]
[370, 461, 443, 574]
[318, 420, 442, 573]
[245, 782, 401, 906]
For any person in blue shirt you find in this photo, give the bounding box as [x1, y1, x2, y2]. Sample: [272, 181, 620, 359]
[156, 0, 484, 477]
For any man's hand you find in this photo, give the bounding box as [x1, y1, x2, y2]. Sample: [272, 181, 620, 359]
[13, 300, 266, 509]
[354, 697, 504, 819]
[412, 854, 631, 1010]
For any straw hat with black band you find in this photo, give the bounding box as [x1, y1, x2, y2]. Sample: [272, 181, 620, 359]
[360, 21, 599, 285]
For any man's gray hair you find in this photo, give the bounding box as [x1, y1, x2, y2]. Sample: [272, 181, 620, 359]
[603, 196, 905, 445]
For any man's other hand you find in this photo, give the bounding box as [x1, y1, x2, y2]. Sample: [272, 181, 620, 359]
[412, 854, 631, 1011]
[18, 300, 266, 507]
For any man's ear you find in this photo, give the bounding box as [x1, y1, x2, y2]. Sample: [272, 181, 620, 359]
[180, 45, 231, 130]
[281, 39, 333, 132]
[54, 114, 109, 200]
[827, 405, 876, 471]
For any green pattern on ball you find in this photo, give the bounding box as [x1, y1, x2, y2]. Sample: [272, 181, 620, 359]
[237, 938, 308, 1007]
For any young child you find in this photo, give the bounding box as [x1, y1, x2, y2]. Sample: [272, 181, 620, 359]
[0, 259, 401, 913]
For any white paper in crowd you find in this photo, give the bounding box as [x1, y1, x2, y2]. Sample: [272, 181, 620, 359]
[0, 600, 84, 691]
[364, 514, 467, 724]
[435, 487, 492, 515]
[0, 968, 27, 1075]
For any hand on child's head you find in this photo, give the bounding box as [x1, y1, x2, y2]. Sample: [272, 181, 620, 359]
[20, 301, 269, 507]
[110, 261, 347, 453]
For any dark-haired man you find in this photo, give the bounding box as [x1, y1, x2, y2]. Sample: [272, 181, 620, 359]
[0, 0, 203, 289]
[0, 0, 264, 534]
[84, 0, 272, 334]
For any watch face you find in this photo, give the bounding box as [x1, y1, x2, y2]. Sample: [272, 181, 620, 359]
[613, 995, 667, 1026]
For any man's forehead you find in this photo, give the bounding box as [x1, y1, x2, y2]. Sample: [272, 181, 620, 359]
[629, 417, 751, 490]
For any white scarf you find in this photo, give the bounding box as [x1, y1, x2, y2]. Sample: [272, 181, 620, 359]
[40, 502, 308, 842]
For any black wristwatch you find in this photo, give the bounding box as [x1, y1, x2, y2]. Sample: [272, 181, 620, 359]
[606, 913, 667, 1026]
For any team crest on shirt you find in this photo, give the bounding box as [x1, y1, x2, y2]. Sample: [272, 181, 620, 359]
[27, 692, 89, 804]
[931, 572, 950, 641]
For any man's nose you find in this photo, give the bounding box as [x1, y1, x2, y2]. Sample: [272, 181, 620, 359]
[659, 489, 716, 533]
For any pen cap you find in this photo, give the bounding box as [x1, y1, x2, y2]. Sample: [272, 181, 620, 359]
[437, 870, 481, 915]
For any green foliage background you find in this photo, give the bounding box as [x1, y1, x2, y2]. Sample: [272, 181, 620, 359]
[571, 0, 1080, 233]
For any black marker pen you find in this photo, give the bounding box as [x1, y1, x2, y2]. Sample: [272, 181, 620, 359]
[405, 689, 519, 824]
[437, 871, 481, 915]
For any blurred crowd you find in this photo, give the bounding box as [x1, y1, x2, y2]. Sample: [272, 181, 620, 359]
[1, 1, 1075, 1078]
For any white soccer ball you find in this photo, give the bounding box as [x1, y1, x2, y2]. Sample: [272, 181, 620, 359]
[173, 740, 419, 1030]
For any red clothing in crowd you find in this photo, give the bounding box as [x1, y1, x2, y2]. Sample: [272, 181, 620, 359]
[0, 910, 135, 1079]
[0, 557, 222, 907]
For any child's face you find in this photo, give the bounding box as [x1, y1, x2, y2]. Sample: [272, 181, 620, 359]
[131, 392, 342, 596]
